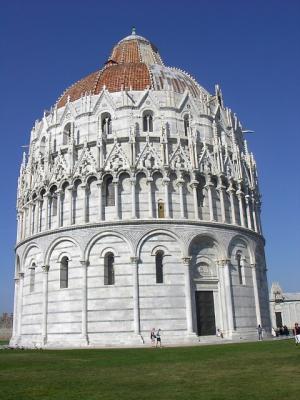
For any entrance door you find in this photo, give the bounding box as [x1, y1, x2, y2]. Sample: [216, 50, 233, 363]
[195, 291, 216, 336]
[275, 312, 282, 328]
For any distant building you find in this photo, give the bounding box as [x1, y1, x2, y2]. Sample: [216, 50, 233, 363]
[269, 283, 300, 329]
[11, 30, 271, 348]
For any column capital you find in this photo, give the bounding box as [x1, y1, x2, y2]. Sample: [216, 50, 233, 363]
[42, 265, 50, 273]
[162, 177, 170, 185]
[182, 256, 192, 265]
[146, 177, 153, 184]
[250, 263, 257, 269]
[130, 178, 136, 184]
[19, 272, 24, 279]
[67, 185, 74, 191]
[176, 178, 185, 186]
[80, 260, 89, 267]
[190, 180, 198, 188]
[96, 180, 103, 186]
[130, 256, 139, 264]
[217, 259, 230, 267]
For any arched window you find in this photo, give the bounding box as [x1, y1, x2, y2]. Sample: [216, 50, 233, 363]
[143, 111, 153, 132]
[60, 256, 69, 288]
[184, 114, 189, 136]
[236, 252, 243, 285]
[53, 139, 57, 153]
[158, 200, 165, 218]
[105, 176, 115, 206]
[29, 263, 36, 293]
[155, 251, 164, 283]
[101, 113, 112, 135]
[63, 123, 72, 145]
[104, 253, 115, 285]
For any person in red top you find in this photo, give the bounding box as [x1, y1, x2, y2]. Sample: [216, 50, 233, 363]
[292, 322, 300, 345]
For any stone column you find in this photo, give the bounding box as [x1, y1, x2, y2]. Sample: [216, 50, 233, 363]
[17, 272, 24, 342]
[191, 180, 199, 219]
[256, 202, 263, 234]
[113, 180, 119, 220]
[221, 259, 234, 335]
[35, 197, 41, 233]
[130, 178, 137, 219]
[23, 206, 27, 238]
[131, 257, 140, 335]
[182, 257, 194, 334]
[251, 263, 262, 326]
[28, 201, 33, 235]
[19, 211, 24, 240]
[81, 185, 87, 223]
[45, 192, 51, 230]
[163, 178, 170, 218]
[245, 195, 253, 230]
[80, 260, 89, 344]
[218, 183, 226, 223]
[97, 180, 103, 221]
[227, 185, 236, 225]
[147, 178, 153, 218]
[237, 190, 246, 227]
[41, 265, 49, 345]
[251, 195, 258, 233]
[177, 179, 185, 219]
[12, 276, 19, 339]
[57, 190, 62, 228]
[68, 186, 73, 225]
[217, 262, 227, 333]
[16, 214, 21, 242]
[205, 175, 214, 221]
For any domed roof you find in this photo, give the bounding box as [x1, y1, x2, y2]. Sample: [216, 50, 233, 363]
[56, 29, 202, 108]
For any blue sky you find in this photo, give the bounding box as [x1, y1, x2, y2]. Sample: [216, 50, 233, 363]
[0, 0, 299, 313]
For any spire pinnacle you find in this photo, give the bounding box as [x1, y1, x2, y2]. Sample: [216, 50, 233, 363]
[131, 26, 136, 35]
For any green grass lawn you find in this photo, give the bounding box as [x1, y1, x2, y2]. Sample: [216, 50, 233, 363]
[0, 340, 298, 400]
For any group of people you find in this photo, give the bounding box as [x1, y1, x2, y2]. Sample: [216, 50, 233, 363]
[293, 322, 300, 344]
[150, 328, 162, 347]
[149, 323, 300, 345]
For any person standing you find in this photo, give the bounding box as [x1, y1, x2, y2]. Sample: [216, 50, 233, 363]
[156, 329, 162, 348]
[292, 322, 300, 345]
[150, 328, 156, 347]
[257, 324, 263, 340]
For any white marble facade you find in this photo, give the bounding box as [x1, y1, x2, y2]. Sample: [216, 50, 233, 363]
[10, 32, 271, 348]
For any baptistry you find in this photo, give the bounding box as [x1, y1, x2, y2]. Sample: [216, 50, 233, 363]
[11, 30, 271, 348]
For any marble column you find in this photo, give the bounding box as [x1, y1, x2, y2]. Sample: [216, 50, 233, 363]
[12, 276, 19, 339]
[68, 186, 73, 225]
[245, 195, 253, 230]
[130, 178, 137, 219]
[205, 175, 214, 221]
[113, 180, 119, 220]
[35, 198, 40, 233]
[227, 185, 236, 225]
[221, 259, 234, 335]
[28, 201, 33, 235]
[81, 185, 87, 223]
[218, 183, 226, 223]
[97, 180, 103, 221]
[237, 190, 246, 227]
[17, 272, 24, 342]
[217, 263, 227, 333]
[131, 257, 140, 335]
[251, 264, 262, 326]
[182, 257, 194, 334]
[45, 192, 51, 230]
[251, 195, 258, 233]
[80, 260, 89, 344]
[57, 190, 62, 228]
[41, 265, 49, 345]
[177, 179, 185, 219]
[191, 180, 199, 219]
[163, 178, 170, 218]
[147, 178, 153, 218]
